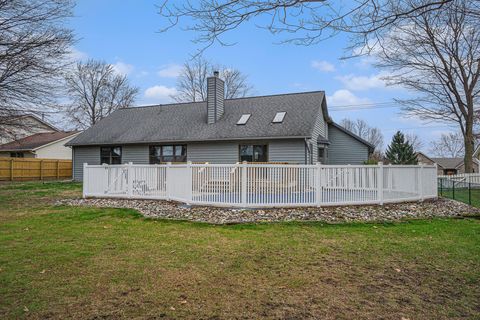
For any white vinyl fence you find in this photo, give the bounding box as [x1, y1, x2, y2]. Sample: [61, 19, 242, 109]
[83, 163, 438, 208]
[438, 173, 480, 186]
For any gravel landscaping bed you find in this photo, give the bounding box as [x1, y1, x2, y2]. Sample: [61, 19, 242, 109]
[57, 197, 480, 224]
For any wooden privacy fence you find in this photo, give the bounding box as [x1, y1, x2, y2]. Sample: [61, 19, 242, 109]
[0, 157, 72, 181]
[83, 162, 438, 208]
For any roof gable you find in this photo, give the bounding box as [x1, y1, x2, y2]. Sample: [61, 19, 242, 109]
[18, 114, 59, 132]
[328, 122, 375, 150]
[67, 91, 326, 146]
[416, 152, 438, 165]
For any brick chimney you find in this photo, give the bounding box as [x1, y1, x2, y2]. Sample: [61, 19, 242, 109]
[207, 71, 224, 124]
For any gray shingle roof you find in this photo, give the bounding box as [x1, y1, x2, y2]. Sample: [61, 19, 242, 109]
[431, 158, 464, 169]
[0, 131, 79, 151]
[67, 91, 326, 146]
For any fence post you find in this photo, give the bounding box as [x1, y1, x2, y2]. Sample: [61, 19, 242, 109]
[56, 160, 60, 180]
[378, 162, 384, 205]
[102, 163, 108, 194]
[186, 161, 192, 205]
[83, 163, 87, 198]
[419, 164, 424, 201]
[469, 182, 471, 206]
[166, 162, 172, 200]
[316, 162, 322, 207]
[127, 162, 133, 198]
[388, 164, 392, 192]
[452, 180, 455, 200]
[440, 178, 443, 196]
[241, 161, 247, 207]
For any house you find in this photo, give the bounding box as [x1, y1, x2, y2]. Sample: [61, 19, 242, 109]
[416, 151, 480, 175]
[0, 114, 59, 145]
[0, 131, 80, 159]
[67, 73, 374, 181]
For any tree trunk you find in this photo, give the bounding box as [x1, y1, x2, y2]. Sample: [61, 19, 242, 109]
[464, 122, 475, 173]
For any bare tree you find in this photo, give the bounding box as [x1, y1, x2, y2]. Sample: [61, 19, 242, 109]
[158, 1, 480, 172]
[405, 133, 424, 151]
[340, 118, 384, 152]
[372, 1, 480, 172]
[0, 0, 74, 140]
[172, 57, 253, 102]
[63, 59, 139, 129]
[430, 132, 465, 157]
[158, 0, 477, 51]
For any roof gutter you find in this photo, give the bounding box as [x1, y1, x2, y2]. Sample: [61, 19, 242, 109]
[66, 135, 312, 147]
[0, 148, 34, 152]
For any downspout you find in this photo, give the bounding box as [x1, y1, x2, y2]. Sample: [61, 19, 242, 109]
[71, 146, 75, 181]
[304, 138, 312, 164]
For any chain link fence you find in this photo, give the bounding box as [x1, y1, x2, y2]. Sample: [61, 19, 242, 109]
[438, 178, 480, 208]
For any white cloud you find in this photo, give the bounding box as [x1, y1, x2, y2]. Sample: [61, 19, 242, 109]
[394, 114, 424, 125]
[112, 61, 134, 76]
[67, 47, 88, 62]
[158, 64, 183, 78]
[144, 85, 178, 102]
[311, 60, 336, 72]
[327, 89, 371, 107]
[354, 56, 376, 69]
[336, 73, 386, 91]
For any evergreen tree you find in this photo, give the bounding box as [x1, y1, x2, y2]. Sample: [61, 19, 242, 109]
[385, 131, 418, 164]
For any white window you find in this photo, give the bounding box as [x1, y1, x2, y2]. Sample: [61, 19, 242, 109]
[272, 111, 286, 123]
[237, 114, 251, 125]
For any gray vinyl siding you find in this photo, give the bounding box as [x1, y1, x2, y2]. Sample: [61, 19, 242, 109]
[187, 142, 238, 163]
[269, 139, 306, 164]
[73, 145, 149, 181]
[207, 76, 224, 124]
[123, 145, 149, 164]
[188, 140, 306, 164]
[216, 79, 224, 120]
[310, 102, 327, 164]
[73, 139, 309, 180]
[327, 125, 369, 165]
[73, 146, 99, 181]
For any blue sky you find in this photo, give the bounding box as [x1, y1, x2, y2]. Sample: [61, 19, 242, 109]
[68, 0, 455, 151]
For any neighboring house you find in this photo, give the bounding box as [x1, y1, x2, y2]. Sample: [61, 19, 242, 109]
[416, 151, 480, 175]
[0, 131, 80, 159]
[67, 73, 374, 181]
[0, 114, 59, 145]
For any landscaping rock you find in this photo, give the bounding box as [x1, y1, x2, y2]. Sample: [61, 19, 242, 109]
[56, 198, 479, 225]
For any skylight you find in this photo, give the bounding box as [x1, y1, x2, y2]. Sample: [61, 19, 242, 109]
[237, 114, 251, 125]
[272, 112, 286, 123]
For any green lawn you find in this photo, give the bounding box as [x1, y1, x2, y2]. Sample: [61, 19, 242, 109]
[439, 188, 480, 208]
[0, 182, 479, 319]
